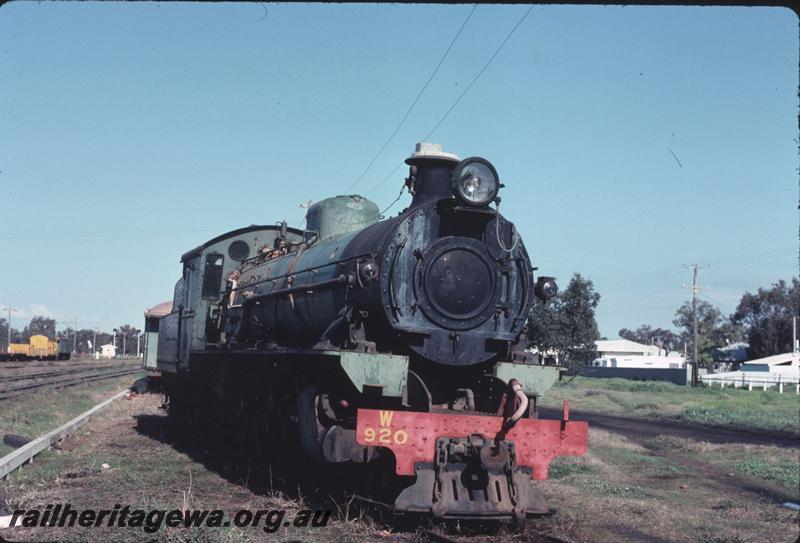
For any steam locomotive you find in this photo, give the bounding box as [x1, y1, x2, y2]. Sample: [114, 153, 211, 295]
[144, 143, 588, 520]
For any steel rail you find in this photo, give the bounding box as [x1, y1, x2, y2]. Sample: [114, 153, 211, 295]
[0, 389, 129, 479]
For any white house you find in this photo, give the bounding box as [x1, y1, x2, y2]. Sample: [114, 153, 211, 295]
[592, 339, 686, 369]
[98, 344, 117, 359]
[595, 339, 662, 358]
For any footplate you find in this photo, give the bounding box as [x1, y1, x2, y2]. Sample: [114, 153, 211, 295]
[394, 435, 549, 519]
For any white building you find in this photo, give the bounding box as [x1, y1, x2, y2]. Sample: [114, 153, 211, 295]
[596, 339, 661, 356]
[592, 339, 685, 369]
[98, 344, 117, 359]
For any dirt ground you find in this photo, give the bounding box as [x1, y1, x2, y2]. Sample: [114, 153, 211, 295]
[1, 392, 797, 543]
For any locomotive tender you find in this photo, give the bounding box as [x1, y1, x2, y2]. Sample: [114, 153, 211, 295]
[145, 143, 588, 520]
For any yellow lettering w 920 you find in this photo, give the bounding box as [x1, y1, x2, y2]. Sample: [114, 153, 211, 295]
[362, 410, 409, 446]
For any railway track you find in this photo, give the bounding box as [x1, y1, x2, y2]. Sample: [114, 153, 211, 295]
[0, 361, 72, 370]
[0, 359, 119, 370]
[0, 367, 142, 401]
[0, 363, 140, 383]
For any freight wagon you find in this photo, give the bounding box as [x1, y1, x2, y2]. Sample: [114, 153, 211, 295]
[1, 334, 72, 361]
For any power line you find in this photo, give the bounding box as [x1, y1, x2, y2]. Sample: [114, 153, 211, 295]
[599, 292, 683, 314]
[377, 187, 406, 219]
[0, 226, 231, 240]
[711, 281, 772, 288]
[600, 246, 795, 292]
[421, 4, 534, 142]
[704, 246, 795, 266]
[345, 5, 477, 192]
[603, 267, 685, 290]
[365, 4, 535, 197]
[302, 6, 482, 222]
[698, 292, 736, 311]
[364, 162, 405, 197]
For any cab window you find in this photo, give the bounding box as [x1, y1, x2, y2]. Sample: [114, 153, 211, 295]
[202, 252, 224, 300]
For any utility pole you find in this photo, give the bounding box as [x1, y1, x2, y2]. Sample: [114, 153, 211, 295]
[93, 328, 97, 356]
[682, 264, 708, 387]
[72, 317, 78, 354]
[3, 307, 18, 354]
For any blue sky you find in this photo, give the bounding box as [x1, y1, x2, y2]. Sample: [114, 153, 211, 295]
[0, 3, 797, 338]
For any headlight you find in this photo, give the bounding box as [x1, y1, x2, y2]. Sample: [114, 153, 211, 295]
[451, 157, 499, 206]
[534, 276, 558, 301]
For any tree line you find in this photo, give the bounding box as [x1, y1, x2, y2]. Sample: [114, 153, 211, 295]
[526, 275, 798, 369]
[0, 317, 144, 356]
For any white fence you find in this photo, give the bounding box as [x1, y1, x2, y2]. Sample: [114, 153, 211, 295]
[701, 373, 800, 394]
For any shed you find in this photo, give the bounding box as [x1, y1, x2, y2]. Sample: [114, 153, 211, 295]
[99, 344, 116, 359]
[144, 300, 173, 369]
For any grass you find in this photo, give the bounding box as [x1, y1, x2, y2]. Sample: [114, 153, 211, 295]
[651, 434, 800, 498]
[548, 461, 593, 479]
[540, 376, 800, 436]
[735, 458, 800, 487]
[537, 427, 799, 543]
[0, 371, 144, 457]
[584, 480, 647, 497]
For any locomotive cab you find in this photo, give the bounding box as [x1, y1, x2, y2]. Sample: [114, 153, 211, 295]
[154, 224, 305, 372]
